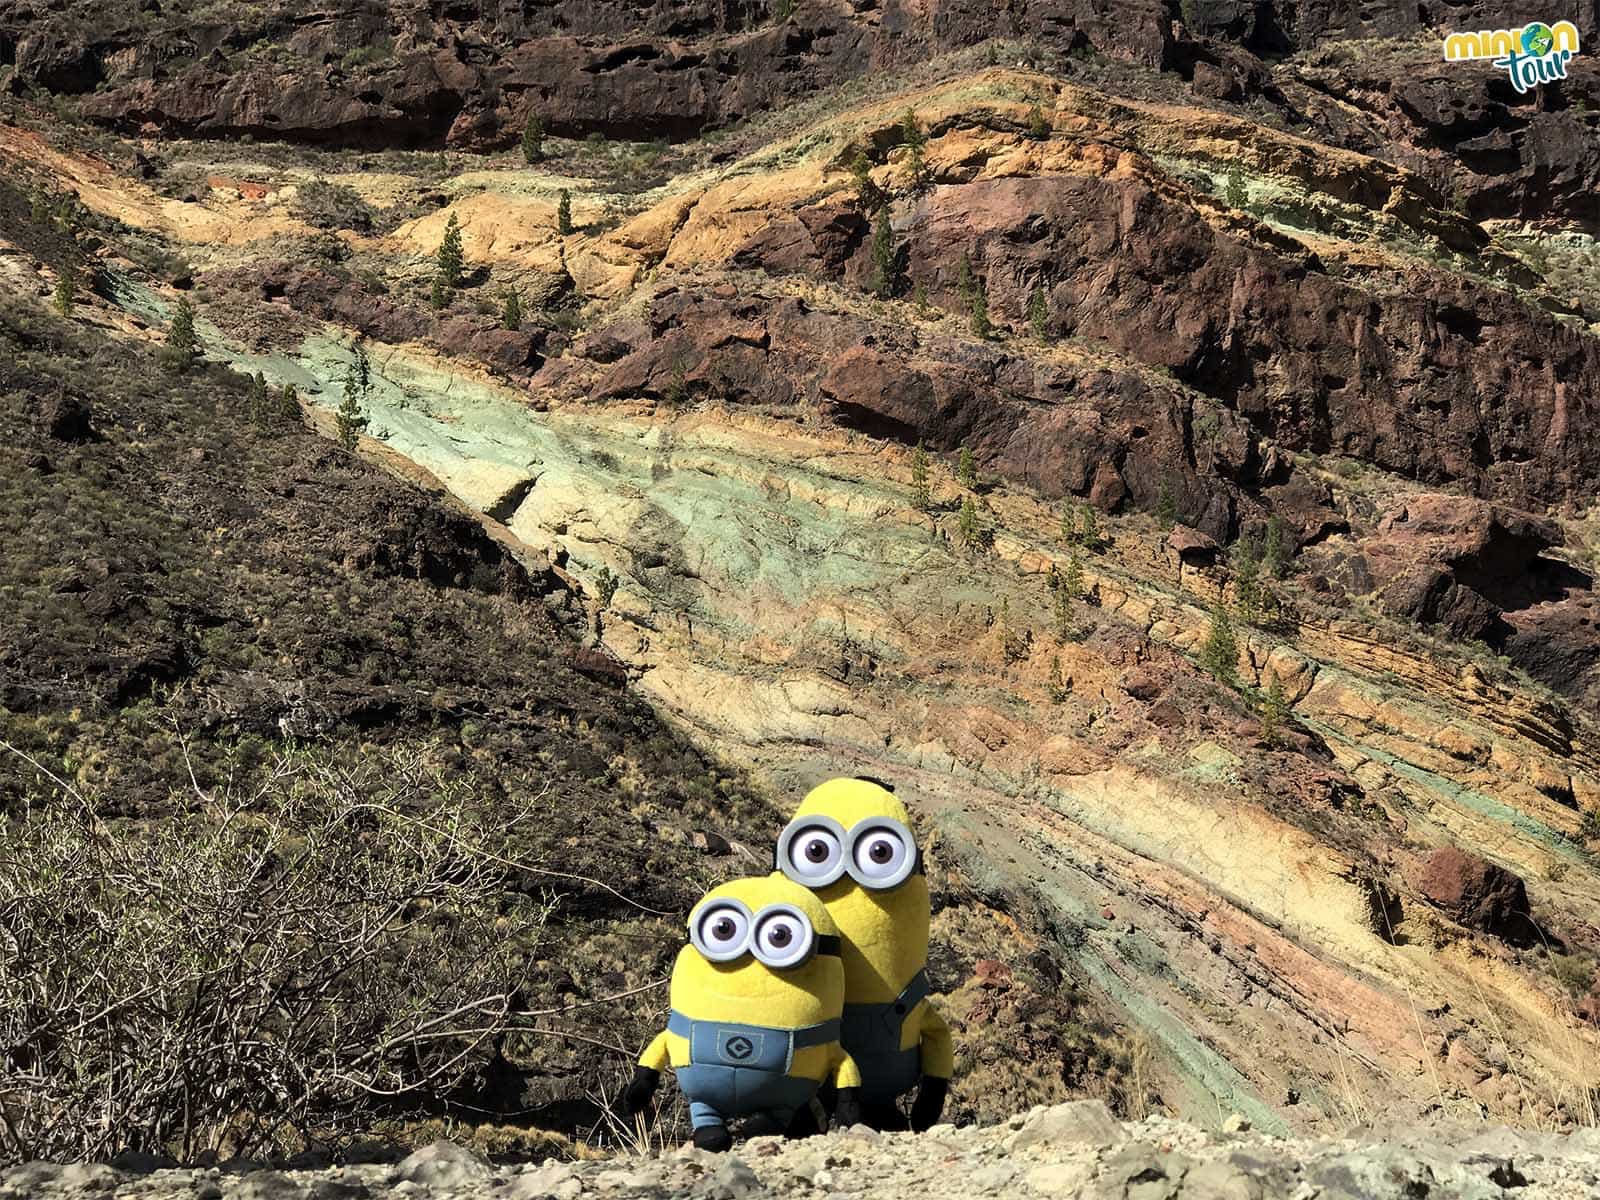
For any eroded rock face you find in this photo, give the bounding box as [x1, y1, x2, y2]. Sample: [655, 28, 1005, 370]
[1362, 494, 1562, 632]
[1416, 847, 1533, 941]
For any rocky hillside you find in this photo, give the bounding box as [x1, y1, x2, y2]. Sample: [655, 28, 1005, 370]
[5, 0, 1600, 1156]
[7, 1105, 1600, 1199]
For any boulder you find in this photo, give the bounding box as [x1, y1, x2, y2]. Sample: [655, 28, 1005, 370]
[397, 1140, 491, 1188]
[1415, 847, 1532, 941]
[1168, 524, 1221, 562]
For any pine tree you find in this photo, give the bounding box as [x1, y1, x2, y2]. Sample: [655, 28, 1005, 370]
[1063, 549, 1085, 601]
[1079, 504, 1102, 551]
[556, 189, 573, 235]
[521, 112, 544, 164]
[349, 340, 370, 395]
[1232, 534, 1262, 623]
[1053, 584, 1071, 641]
[956, 252, 976, 303]
[1199, 604, 1239, 686]
[1027, 103, 1051, 140]
[957, 495, 981, 550]
[1060, 501, 1078, 545]
[163, 297, 198, 372]
[967, 273, 992, 339]
[1263, 515, 1291, 579]
[431, 276, 449, 311]
[249, 371, 269, 427]
[957, 445, 977, 489]
[868, 207, 899, 297]
[1260, 670, 1289, 747]
[1156, 477, 1178, 528]
[1027, 283, 1048, 341]
[437, 213, 464, 292]
[336, 390, 368, 451]
[280, 383, 302, 421]
[849, 146, 882, 211]
[1225, 167, 1247, 209]
[502, 287, 524, 331]
[913, 282, 929, 317]
[900, 108, 928, 190]
[910, 442, 931, 510]
[1048, 654, 1070, 702]
[53, 267, 75, 317]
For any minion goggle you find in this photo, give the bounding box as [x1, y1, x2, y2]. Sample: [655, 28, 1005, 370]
[775, 814, 922, 892]
[688, 899, 841, 969]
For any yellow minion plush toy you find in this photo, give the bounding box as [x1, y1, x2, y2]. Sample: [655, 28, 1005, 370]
[622, 874, 862, 1151]
[775, 776, 953, 1131]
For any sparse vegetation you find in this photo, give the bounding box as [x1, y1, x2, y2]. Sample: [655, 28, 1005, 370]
[0, 744, 555, 1162]
[291, 179, 377, 232]
[1027, 103, 1051, 140]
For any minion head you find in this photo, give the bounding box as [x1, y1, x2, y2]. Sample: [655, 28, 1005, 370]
[775, 777, 929, 1001]
[669, 873, 847, 1020]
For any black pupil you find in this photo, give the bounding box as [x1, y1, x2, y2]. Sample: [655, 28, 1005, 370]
[769, 925, 792, 946]
[712, 918, 735, 941]
[871, 840, 893, 862]
[806, 840, 828, 861]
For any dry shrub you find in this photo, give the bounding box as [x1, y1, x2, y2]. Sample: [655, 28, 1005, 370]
[0, 741, 553, 1164]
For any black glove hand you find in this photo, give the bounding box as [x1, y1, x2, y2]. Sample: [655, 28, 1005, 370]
[620, 1065, 660, 1115]
[909, 1075, 948, 1132]
[832, 1086, 862, 1131]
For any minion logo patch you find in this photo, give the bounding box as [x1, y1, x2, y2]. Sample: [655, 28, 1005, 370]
[718, 1032, 760, 1063]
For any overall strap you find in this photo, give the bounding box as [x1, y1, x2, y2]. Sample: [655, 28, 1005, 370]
[892, 968, 930, 1017]
[789, 1018, 842, 1049]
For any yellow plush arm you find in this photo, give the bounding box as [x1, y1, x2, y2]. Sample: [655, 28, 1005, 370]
[918, 1003, 954, 1080]
[638, 1030, 672, 1072]
[831, 1045, 863, 1090]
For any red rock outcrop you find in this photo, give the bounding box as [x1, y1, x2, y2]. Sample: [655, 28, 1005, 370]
[1415, 847, 1534, 941]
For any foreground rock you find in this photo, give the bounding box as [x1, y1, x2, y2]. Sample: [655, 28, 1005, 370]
[6, 1107, 1600, 1199]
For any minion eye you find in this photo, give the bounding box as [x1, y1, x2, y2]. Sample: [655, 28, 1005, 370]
[690, 901, 751, 962]
[849, 821, 915, 890]
[777, 816, 848, 887]
[751, 906, 815, 969]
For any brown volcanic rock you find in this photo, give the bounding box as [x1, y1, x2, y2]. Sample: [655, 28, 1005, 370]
[26, 0, 1172, 147]
[846, 174, 1600, 510]
[1415, 847, 1533, 941]
[573, 286, 1274, 539]
[1284, 51, 1600, 224]
[1362, 494, 1564, 638]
